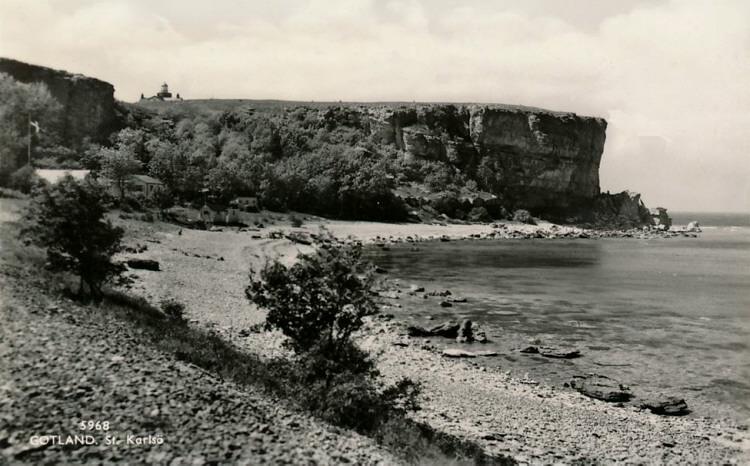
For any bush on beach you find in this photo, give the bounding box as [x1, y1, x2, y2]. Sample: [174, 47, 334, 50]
[512, 209, 536, 225]
[246, 231, 420, 432]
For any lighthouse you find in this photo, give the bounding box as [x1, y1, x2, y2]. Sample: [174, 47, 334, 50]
[157, 82, 172, 99]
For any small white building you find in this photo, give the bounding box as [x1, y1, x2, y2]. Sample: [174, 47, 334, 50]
[232, 196, 259, 211]
[199, 203, 240, 224]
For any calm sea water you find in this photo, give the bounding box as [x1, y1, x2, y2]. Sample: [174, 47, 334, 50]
[370, 213, 750, 421]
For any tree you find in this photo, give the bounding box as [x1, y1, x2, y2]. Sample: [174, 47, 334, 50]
[245, 232, 419, 431]
[100, 146, 140, 200]
[21, 175, 125, 300]
[0, 73, 62, 181]
[246, 232, 378, 360]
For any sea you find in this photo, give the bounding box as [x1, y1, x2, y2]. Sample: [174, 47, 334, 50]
[369, 212, 750, 421]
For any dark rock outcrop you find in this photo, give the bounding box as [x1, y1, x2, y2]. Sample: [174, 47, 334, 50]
[639, 397, 690, 416]
[126, 259, 160, 271]
[0, 58, 119, 147]
[591, 190, 654, 228]
[367, 104, 607, 214]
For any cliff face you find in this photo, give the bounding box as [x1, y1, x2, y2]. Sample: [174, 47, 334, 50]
[0, 58, 119, 147]
[366, 105, 607, 214]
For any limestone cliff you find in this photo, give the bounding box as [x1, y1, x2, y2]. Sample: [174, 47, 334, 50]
[0, 58, 119, 147]
[365, 104, 607, 215]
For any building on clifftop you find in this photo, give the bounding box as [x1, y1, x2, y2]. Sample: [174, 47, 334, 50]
[140, 82, 182, 101]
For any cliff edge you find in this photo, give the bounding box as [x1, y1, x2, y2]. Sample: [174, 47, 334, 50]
[0, 57, 119, 147]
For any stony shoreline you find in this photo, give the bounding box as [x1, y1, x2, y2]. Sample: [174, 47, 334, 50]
[114, 214, 748, 464]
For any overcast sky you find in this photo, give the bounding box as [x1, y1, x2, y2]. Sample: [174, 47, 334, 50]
[1, 0, 748, 212]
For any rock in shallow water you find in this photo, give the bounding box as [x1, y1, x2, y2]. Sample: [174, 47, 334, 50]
[570, 374, 632, 402]
[442, 349, 476, 358]
[639, 397, 690, 416]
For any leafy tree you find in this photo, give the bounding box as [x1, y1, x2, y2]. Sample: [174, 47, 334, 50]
[8, 164, 38, 193]
[246, 232, 420, 432]
[21, 175, 125, 300]
[0, 73, 62, 181]
[100, 146, 141, 200]
[247, 233, 378, 359]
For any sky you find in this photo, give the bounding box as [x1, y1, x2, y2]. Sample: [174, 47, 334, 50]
[1, 0, 748, 212]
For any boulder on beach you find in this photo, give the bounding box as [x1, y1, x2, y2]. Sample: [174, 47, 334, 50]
[520, 346, 540, 354]
[455, 319, 473, 343]
[409, 284, 425, 293]
[540, 348, 581, 359]
[407, 325, 432, 337]
[429, 321, 460, 338]
[686, 221, 701, 232]
[639, 397, 690, 416]
[570, 374, 632, 402]
[126, 259, 160, 271]
[442, 348, 476, 358]
[439, 300, 453, 308]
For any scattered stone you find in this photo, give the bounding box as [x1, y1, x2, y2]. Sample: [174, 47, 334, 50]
[639, 397, 690, 416]
[407, 325, 432, 337]
[570, 375, 632, 402]
[442, 349, 476, 358]
[439, 300, 453, 308]
[474, 350, 499, 357]
[448, 296, 467, 303]
[540, 348, 581, 359]
[126, 259, 160, 271]
[378, 291, 399, 299]
[520, 346, 540, 354]
[374, 266, 388, 274]
[409, 284, 425, 293]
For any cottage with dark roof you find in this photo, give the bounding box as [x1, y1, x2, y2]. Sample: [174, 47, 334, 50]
[106, 174, 164, 199]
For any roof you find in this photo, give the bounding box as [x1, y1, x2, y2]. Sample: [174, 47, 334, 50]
[128, 174, 163, 184]
[35, 169, 90, 184]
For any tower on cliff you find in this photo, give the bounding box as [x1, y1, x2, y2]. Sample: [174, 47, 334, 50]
[157, 82, 172, 99]
[140, 82, 182, 101]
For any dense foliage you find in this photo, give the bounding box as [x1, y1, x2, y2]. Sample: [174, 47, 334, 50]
[21, 175, 125, 300]
[1, 76, 515, 221]
[0, 73, 63, 182]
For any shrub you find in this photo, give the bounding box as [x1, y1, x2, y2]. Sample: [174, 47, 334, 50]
[247, 232, 378, 357]
[246, 231, 420, 432]
[513, 209, 536, 225]
[468, 206, 492, 223]
[9, 165, 38, 194]
[21, 175, 125, 300]
[124, 191, 150, 211]
[160, 297, 186, 323]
